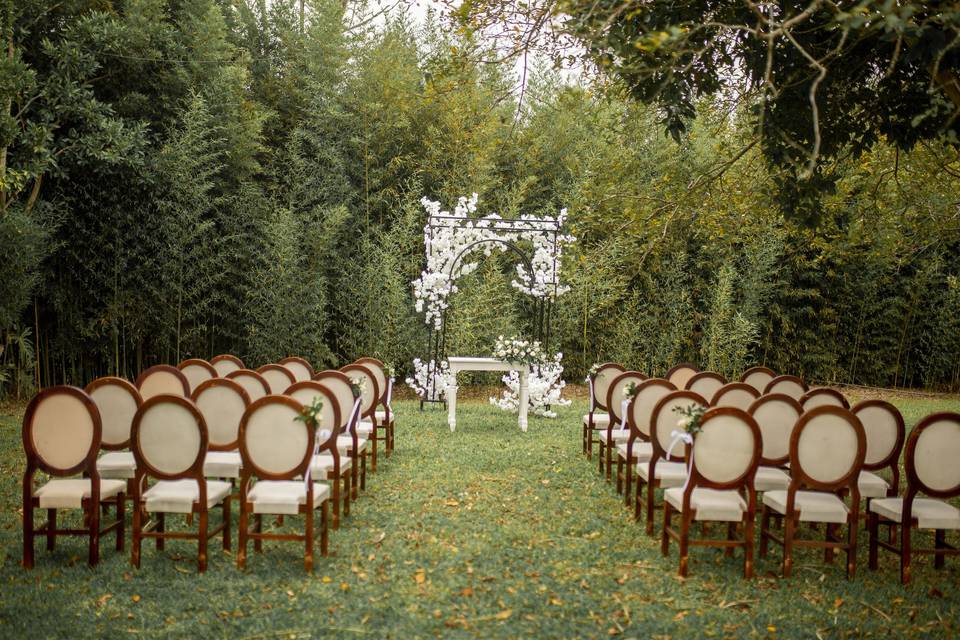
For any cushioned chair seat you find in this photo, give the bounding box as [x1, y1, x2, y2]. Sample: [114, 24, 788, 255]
[374, 410, 394, 424]
[337, 436, 368, 454]
[754, 466, 791, 492]
[869, 497, 960, 530]
[143, 479, 231, 514]
[583, 413, 610, 427]
[858, 470, 890, 499]
[310, 454, 353, 477]
[97, 451, 137, 479]
[636, 461, 687, 488]
[763, 490, 849, 524]
[203, 451, 242, 478]
[665, 487, 747, 522]
[356, 421, 375, 435]
[247, 481, 331, 516]
[34, 478, 126, 509]
[616, 441, 653, 462]
[598, 429, 631, 444]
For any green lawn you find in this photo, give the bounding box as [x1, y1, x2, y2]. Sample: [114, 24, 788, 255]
[0, 392, 958, 638]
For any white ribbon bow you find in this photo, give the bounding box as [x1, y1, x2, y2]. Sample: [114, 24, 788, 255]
[386, 377, 394, 414]
[619, 399, 629, 431]
[304, 427, 332, 491]
[586, 376, 595, 411]
[667, 429, 695, 491]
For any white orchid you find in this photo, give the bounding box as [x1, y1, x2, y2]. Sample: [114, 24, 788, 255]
[489, 352, 571, 418]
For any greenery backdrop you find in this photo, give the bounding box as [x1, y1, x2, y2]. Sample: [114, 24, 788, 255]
[1, 0, 959, 398]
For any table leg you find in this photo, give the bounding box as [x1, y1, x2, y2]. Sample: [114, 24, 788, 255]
[518, 368, 529, 432]
[447, 383, 458, 432]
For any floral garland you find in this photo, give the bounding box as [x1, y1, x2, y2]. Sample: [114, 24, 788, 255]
[405, 358, 455, 399]
[489, 352, 571, 418]
[492, 335, 548, 367]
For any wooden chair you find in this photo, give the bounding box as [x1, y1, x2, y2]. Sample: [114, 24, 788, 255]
[225, 369, 271, 403]
[665, 363, 698, 392]
[135, 364, 190, 400]
[22, 386, 126, 568]
[710, 382, 760, 411]
[760, 406, 866, 579]
[210, 354, 244, 377]
[130, 395, 232, 572]
[800, 388, 850, 411]
[237, 396, 331, 572]
[599, 371, 647, 481]
[740, 366, 776, 395]
[279, 356, 315, 383]
[85, 377, 143, 491]
[763, 375, 808, 401]
[747, 394, 802, 492]
[616, 379, 676, 504]
[583, 363, 625, 458]
[852, 400, 906, 500]
[662, 407, 762, 578]
[287, 380, 351, 529]
[256, 364, 296, 395]
[685, 371, 727, 401]
[192, 379, 251, 482]
[314, 370, 367, 498]
[340, 363, 382, 472]
[178, 358, 218, 393]
[868, 412, 960, 584]
[637, 390, 708, 532]
[355, 357, 396, 456]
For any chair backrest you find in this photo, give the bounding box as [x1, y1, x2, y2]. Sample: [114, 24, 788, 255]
[790, 406, 865, 490]
[239, 396, 313, 480]
[851, 400, 905, 472]
[279, 356, 315, 383]
[800, 387, 849, 411]
[192, 378, 250, 451]
[685, 371, 726, 400]
[689, 408, 761, 488]
[85, 377, 142, 450]
[131, 395, 207, 480]
[225, 369, 271, 403]
[286, 381, 342, 437]
[22, 386, 101, 477]
[591, 363, 626, 412]
[354, 357, 389, 404]
[710, 382, 760, 411]
[763, 374, 808, 400]
[256, 364, 296, 395]
[340, 363, 380, 419]
[665, 363, 698, 391]
[178, 358, 218, 393]
[210, 354, 244, 377]
[628, 379, 677, 440]
[312, 370, 357, 431]
[904, 412, 960, 498]
[135, 365, 190, 400]
[606, 371, 648, 427]
[740, 366, 776, 394]
[649, 390, 709, 462]
[748, 393, 803, 466]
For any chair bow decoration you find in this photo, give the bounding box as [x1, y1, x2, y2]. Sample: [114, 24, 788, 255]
[667, 429, 695, 491]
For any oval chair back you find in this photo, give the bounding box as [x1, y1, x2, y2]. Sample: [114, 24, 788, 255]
[852, 400, 905, 491]
[685, 371, 726, 401]
[210, 354, 244, 377]
[354, 357, 388, 406]
[628, 379, 677, 441]
[650, 391, 709, 463]
[131, 395, 207, 480]
[740, 366, 776, 395]
[287, 381, 343, 439]
[592, 363, 626, 412]
[748, 393, 802, 466]
[257, 365, 296, 395]
[904, 412, 960, 498]
[340, 363, 380, 420]
[790, 406, 866, 491]
[225, 369, 271, 403]
[312, 371, 358, 432]
[239, 396, 316, 481]
[690, 408, 762, 488]
[85, 377, 142, 450]
[135, 365, 190, 400]
[606, 371, 647, 429]
[800, 388, 849, 412]
[279, 357, 315, 383]
[178, 359, 218, 393]
[666, 363, 698, 391]
[192, 379, 251, 451]
[23, 386, 102, 477]
[763, 375, 808, 401]
[711, 382, 760, 411]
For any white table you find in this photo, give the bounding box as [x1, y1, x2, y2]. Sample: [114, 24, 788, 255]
[446, 357, 529, 432]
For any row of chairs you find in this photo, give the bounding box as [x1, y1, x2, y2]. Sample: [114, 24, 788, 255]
[582, 362, 960, 583]
[22, 355, 397, 573]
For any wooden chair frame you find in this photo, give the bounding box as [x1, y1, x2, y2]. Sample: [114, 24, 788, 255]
[355, 357, 396, 456]
[762, 374, 808, 400]
[665, 363, 699, 392]
[600, 371, 647, 481]
[85, 376, 143, 507]
[616, 379, 676, 505]
[177, 358, 218, 393]
[279, 356, 316, 383]
[340, 363, 382, 472]
[135, 364, 190, 399]
[210, 354, 245, 377]
[799, 387, 850, 411]
[684, 371, 727, 399]
[314, 370, 367, 498]
[710, 382, 760, 411]
[852, 399, 906, 497]
[256, 364, 296, 395]
[584, 363, 625, 459]
[747, 393, 803, 468]
[739, 366, 776, 394]
[225, 368, 272, 403]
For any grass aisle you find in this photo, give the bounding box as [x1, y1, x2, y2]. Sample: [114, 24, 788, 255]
[0, 395, 957, 638]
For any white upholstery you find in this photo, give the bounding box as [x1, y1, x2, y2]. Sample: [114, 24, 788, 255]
[694, 415, 756, 484]
[653, 396, 707, 455]
[767, 379, 805, 400]
[138, 402, 202, 475]
[668, 367, 697, 391]
[282, 361, 313, 383]
[139, 372, 187, 400]
[180, 364, 214, 392]
[594, 368, 622, 410]
[212, 358, 242, 376]
[752, 398, 800, 462]
[244, 403, 309, 475]
[631, 385, 675, 437]
[374, 410, 395, 424]
[636, 461, 687, 487]
[582, 413, 610, 427]
[688, 377, 724, 401]
[310, 454, 353, 477]
[97, 451, 136, 479]
[712, 387, 759, 411]
[665, 487, 747, 521]
[357, 421, 376, 435]
[598, 429, 631, 444]
[247, 481, 330, 515]
[204, 450, 242, 478]
[194, 385, 246, 447]
[261, 368, 294, 394]
[754, 466, 790, 492]
[856, 405, 900, 465]
[31, 394, 95, 470]
[742, 371, 774, 394]
[802, 390, 846, 410]
[858, 470, 889, 499]
[89, 383, 138, 447]
[348, 371, 377, 414]
[796, 413, 859, 484]
[35, 478, 125, 509]
[914, 418, 960, 492]
[608, 375, 646, 424]
[230, 373, 268, 402]
[143, 479, 231, 514]
[337, 435, 368, 454]
[762, 490, 849, 524]
[616, 441, 653, 462]
[869, 497, 960, 530]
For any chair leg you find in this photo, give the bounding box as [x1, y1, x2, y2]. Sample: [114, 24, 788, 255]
[868, 512, 879, 570]
[304, 505, 314, 573]
[46, 509, 56, 551]
[678, 511, 690, 577]
[744, 514, 755, 579]
[88, 502, 101, 568]
[824, 523, 836, 564]
[342, 473, 351, 517]
[661, 502, 671, 556]
[320, 501, 329, 556]
[645, 481, 657, 535]
[331, 475, 341, 530]
[624, 463, 633, 506]
[198, 509, 208, 573]
[900, 523, 912, 584]
[23, 499, 34, 569]
[934, 529, 946, 569]
[223, 498, 231, 551]
[156, 513, 165, 551]
[725, 522, 736, 557]
[605, 444, 613, 482]
[597, 442, 604, 474]
[237, 503, 248, 569]
[254, 514, 263, 553]
[371, 436, 378, 473]
[350, 450, 359, 499]
[360, 452, 367, 492]
[846, 519, 858, 579]
[633, 477, 644, 522]
[759, 506, 770, 558]
[783, 514, 796, 577]
[116, 494, 125, 552]
[132, 501, 142, 568]
[582, 424, 588, 455]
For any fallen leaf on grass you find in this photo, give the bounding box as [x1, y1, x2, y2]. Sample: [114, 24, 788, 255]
[460, 587, 474, 597]
[95, 594, 113, 608]
[321, 576, 332, 583]
[928, 587, 943, 599]
[444, 499, 460, 507]
[414, 570, 426, 584]
[673, 610, 687, 622]
[494, 609, 512, 620]
[131, 595, 141, 603]
[373, 532, 386, 545]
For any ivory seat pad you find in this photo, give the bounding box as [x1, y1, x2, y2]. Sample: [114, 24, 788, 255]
[858, 471, 890, 499]
[97, 451, 136, 479]
[583, 413, 610, 427]
[754, 466, 791, 492]
[203, 451, 242, 478]
[869, 498, 960, 530]
[143, 479, 231, 514]
[247, 481, 331, 515]
[665, 488, 748, 522]
[598, 429, 631, 444]
[374, 410, 395, 424]
[763, 490, 849, 524]
[636, 461, 687, 487]
[35, 479, 126, 509]
[356, 421, 375, 435]
[616, 441, 653, 462]
[337, 436, 368, 454]
[311, 454, 353, 476]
